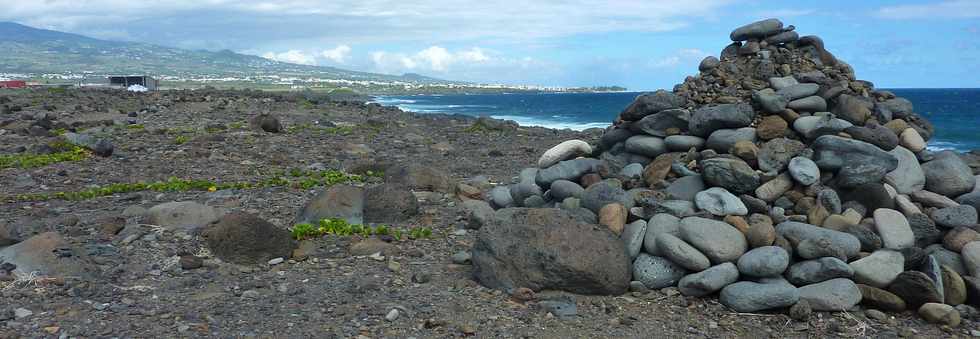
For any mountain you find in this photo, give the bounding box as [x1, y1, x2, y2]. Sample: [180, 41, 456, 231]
[0, 22, 447, 84]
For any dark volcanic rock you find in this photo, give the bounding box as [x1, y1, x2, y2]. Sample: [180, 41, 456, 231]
[700, 157, 761, 194]
[250, 113, 283, 133]
[202, 212, 297, 265]
[688, 103, 755, 137]
[630, 109, 690, 137]
[363, 184, 419, 223]
[472, 208, 631, 295]
[811, 135, 898, 188]
[888, 270, 943, 308]
[620, 90, 686, 121]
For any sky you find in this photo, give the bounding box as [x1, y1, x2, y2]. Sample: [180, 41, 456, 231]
[1, 0, 978, 90]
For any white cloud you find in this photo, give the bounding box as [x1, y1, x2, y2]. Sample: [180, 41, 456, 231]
[649, 48, 709, 68]
[876, 0, 980, 19]
[371, 46, 494, 73]
[0, 1, 734, 44]
[320, 44, 351, 64]
[262, 50, 316, 65]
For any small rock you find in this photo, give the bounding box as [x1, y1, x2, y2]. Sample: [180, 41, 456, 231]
[789, 300, 812, 321]
[451, 251, 472, 265]
[918, 303, 960, 327]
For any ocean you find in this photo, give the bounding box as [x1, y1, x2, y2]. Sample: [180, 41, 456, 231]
[373, 89, 980, 151]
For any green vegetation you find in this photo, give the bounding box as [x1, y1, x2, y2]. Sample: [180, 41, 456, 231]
[291, 218, 433, 241]
[3, 169, 365, 202]
[0, 144, 90, 169]
[173, 135, 189, 145]
[126, 124, 145, 130]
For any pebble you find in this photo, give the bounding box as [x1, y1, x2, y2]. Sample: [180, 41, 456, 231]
[736, 246, 789, 278]
[268, 257, 284, 265]
[386, 309, 401, 322]
[13, 308, 32, 319]
[451, 251, 472, 265]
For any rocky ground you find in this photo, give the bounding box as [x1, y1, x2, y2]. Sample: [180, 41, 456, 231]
[0, 87, 968, 339]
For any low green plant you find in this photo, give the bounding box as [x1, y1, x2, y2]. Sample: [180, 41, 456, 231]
[289, 218, 432, 241]
[4, 169, 365, 202]
[127, 124, 145, 130]
[173, 135, 189, 145]
[0, 145, 90, 169]
[228, 121, 246, 130]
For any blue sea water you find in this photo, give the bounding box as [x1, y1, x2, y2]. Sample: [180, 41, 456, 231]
[373, 89, 980, 151]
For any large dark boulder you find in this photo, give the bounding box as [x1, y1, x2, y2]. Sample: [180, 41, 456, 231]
[472, 208, 631, 295]
[363, 184, 419, 223]
[202, 212, 297, 265]
[812, 135, 898, 188]
[688, 103, 755, 137]
[384, 164, 454, 193]
[619, 90, 686, 121]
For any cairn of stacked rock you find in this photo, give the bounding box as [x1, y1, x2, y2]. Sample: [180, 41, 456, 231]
[470, 18, 980, 325]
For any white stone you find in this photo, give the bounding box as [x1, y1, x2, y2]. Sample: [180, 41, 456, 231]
[895, 195, 922, 216]
[848, 249, 904, 288]
[537, 140, 592, 168]
[873, 208, 915, 250]
[788, 156, 820, 186]
[900, 128, 927, 153]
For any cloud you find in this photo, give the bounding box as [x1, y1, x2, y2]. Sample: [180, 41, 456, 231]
[0, 1, 734, 48]
[876, 0, 980, 19]
[371, 46, 494, 73]
[320, 44, 351, 64]
[649, 48, 709, 68]
[262, 50, 316, 65]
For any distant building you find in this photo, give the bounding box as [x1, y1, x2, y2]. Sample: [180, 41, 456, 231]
[108, 75, 158, 90]
[0, 80, 27, 89]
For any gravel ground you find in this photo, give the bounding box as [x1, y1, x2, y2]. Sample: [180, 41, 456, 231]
[0, 89, 963, 338]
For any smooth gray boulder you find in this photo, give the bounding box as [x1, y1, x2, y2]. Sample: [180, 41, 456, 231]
[679, 217, 748, 264]
[753, 89, 788, 114]
[665, 135, 706, 151]
[643, 213, 681, 256]
[633, 254, 687, 289]
[769, 76, 799, 90]
[873, 208, 915, 250]
[730, 18, 783, 41]
[885, 146, 926, 194]
[624, 135, 667, 158]
[622, 220, 647, 259]
[775, 221, 861, 259]
[689, 103, 755, 137]
[849, 249, 904, 288]
[737, 246, 789, 278]
[657, 233, 711, 272]
[798, 278, 862, 311]
[922, 151, 976, 197]
[510, 168, 543, 206]
[720, 278, 799, 312]
[777, 83, 821, 101]
[490, 186, 515, 208]
[786, 257, 854, 286]
[706, 127, 757, 152]
[665, 175, 706, 201]
[64, 132, 113, 157]
[793, 115, 853, 140]
[787, 96, 827, 112]
[678, 262, 740, 297]
[549, 180, 585, 201]
[536, 158, 602, 188]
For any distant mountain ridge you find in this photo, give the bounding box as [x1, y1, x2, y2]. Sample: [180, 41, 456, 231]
[0, 22, 448, 83]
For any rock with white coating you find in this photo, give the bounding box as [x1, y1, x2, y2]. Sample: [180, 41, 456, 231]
[538, 140, 592, 168]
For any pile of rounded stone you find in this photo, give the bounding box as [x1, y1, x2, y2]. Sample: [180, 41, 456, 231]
[476, 18, 980, 326]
